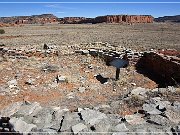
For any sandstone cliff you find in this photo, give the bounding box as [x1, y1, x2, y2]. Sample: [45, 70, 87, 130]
[94, 15, 154, 24]
[0, 14, 58, 25]
[59, 15, 153, 24]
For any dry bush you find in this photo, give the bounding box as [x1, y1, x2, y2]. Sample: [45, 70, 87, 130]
[125, 95, 146, 108]
[0, 29, 5, 34]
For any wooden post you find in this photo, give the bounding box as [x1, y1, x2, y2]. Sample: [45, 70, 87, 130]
[116, 68, 120, 80]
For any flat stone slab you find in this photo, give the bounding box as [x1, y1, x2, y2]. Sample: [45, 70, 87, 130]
[165, 109, 180, 124]
[143, 104, 162, 115]
[148, 115, 171, 126]
[72, 123, 87, 134]
[61, 112, 81, 131]
[81, 109, 107, 125]
[113, 123, 129, 132]
[17, 102, 42, 116]
[125, 114, 146, 125]
[10, 117, 37, 133]
[0, 102, 23, 117]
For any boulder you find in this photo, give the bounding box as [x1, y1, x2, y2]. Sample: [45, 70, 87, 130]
[17, 102, 42, 116]
[142, 104, 162, 115]
[71, 123, 88, 134]
[10, 117, 37, 133]
[172, 101, 180, 111]
[113, 123, 129, 132]
[93, 118, 111, 132]
[148, 115, 171, 126]
[131, 87, 149, 98]
[165, 109, 180, 124]
[60, 112, 81, 132]
[81, 109, 107, 125]
[0, 102, 23, 117]
[32, 108, 54, 128]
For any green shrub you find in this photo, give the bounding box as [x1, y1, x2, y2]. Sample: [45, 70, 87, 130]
[0, 29, 5, 34]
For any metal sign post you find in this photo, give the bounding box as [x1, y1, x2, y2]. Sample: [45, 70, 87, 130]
[109, 58, 129, 80]
[116, 68, 120, 80]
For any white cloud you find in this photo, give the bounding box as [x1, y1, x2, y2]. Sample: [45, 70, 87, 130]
[56, 11, 65, 14]
[44, 4, 76, 10]
[45, 4, 59, 8]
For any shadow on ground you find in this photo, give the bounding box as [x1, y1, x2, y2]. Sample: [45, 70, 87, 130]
[95, 74, 109, 84]
[0, 117, 20, 135]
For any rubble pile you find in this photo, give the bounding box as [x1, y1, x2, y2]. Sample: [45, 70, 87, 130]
[75, 42, 145, 64]
[0, 89, 179, 134]
[75, 42, 180, 86]
[0, 41, 179, 134]
[0, 44, 59, 59]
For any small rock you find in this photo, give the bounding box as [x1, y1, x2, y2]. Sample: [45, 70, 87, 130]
[152, 88, 159, 92]
[88, 64, 93, 69]
[77, 108, 83, 112]
[82, 50, 89, 55]
[56, 75, 67, 83]
[125, 114, 146, 125]
[167, 86, 176, 93]
[25, 78, 35, 85]
[158, 88, 167, 93]
[131, 87, 149, 98]
[66, 92, 74, 99]
[173, 101, 180, 110]
[7, 79, 17, 88]
[112, 132, 127, 135]
[78, 87, 86, 93]
[89, 49, 98, 55]
[131, 83, 136, 86]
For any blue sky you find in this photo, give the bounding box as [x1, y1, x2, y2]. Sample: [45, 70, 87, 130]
[0, 0, 180, 18]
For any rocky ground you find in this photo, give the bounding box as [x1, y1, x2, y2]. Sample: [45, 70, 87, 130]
[0, 89, 179, 134]
[0, 23, 179, 134]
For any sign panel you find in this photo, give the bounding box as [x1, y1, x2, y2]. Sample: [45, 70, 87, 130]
[109, 58, 129, 69]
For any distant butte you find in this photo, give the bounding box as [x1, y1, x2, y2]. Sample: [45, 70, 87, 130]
[0, 14, 154, 26]
[59, 15, 154, 24]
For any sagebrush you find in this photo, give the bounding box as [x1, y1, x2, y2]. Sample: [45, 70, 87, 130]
[0, 29, 5, 34]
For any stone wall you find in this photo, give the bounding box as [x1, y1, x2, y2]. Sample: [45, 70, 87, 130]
[136, 51, 180, 86]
